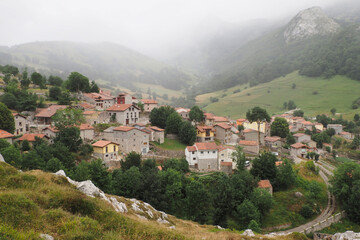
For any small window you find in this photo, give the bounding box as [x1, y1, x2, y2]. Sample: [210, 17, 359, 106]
[208, 151, 210, 154]
[201, 151, 204, 154]
[105, 154, 108, 157]
[221, 154, 224, 156]
[213, 151, 216, 154]
[193, 157, 196, 160]
[192, 151, 194, 154]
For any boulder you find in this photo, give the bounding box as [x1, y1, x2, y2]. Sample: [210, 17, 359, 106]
[242, 229, 255, 237]
[294, 192, 303, 198]
[39, 234, 54, 240]
[0, 153, 5, 162]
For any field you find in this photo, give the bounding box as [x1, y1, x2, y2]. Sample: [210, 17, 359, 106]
[152, 138, 187, 151]
[196, 72, 360, 119]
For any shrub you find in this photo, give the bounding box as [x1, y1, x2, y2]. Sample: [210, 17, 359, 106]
[312, 91, 318, 95]
[300, 204, 313, 218]
[233, 89, 241, 94]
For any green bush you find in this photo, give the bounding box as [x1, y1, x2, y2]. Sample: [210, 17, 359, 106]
[300, 204, 313, 219]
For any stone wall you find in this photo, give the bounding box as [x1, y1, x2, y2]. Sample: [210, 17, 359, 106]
[303, 211, 346, 234]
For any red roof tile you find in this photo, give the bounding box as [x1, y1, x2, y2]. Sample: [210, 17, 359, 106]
[186, 146, 196, 152]
[79, 103, 95, 109]
[83, 110, 97, 115]
[84, 92, 114, 100]
[265, 136, 281, 142]
[213, 116, 229, 122]
[92, 140, 118, 148]
[194, 142, 218, 151]
[106, 104, 137, 112]
[204, 113, 215, 120]
[291, 142, 309, 149]
[197, 125, 214, 132]
[18, 134, 46, 142]
[258, 180, 272, 188]
[214, 123, 232, 129]
[293, 133, 305, 137]
[243, 129, 257, 133]
[114, 126, 135, 132]
[220, 162, 232, 166]
[35, 105, 67, 118]
[141, 99, 158, 104]
[0, 130, 14, 139]
[239, 140, 258, 146]
[149, 126, 164, 132]
[340, 131, 351, 135]
[44, 126, 59, 133]
[79, 123, 94, 130]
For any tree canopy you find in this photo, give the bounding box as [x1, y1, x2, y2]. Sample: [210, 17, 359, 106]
[0, 102, 15, 134]
[270, 117, 289, 138]
[65, 72, 91, 93]
[189, 106, 204, 123]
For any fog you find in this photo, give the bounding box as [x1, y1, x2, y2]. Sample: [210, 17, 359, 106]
[0, 0, 346, 58]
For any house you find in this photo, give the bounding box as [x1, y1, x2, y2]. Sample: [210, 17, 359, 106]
[106, 104, 140, 125]
[213, 116, 229, 125]
[243, 120, 268, 134]
[258, 180, 273, 196]
[218, 145, 236, 173]
[176, 108, 191, 121]
[112, 126, 149, 154]
[314, 122, 324, 132]
[236, 118, 247, 126]
[141, 99, 158, 112]
[0, 130, 14, 144]
[12, 113, 28, 135]
[18, 133, 49, 146]
[339, 131, 353, 140]
[302, 139, 317, 148]
[196, 126, 215, 142]
[43, 126, 59, 143]
[83, 92, 115, 110]
[147, 126, 165, 144]
[327, 124, 343, 135]
[92, 140, 119, 162]
[242, 129, 264, 145]
[185, 142, 219, 171]
[116, 93, 134, 105]
[214, 123, 232, 144]
[264, 136, 283, 148]
[78, 102, 96, 111]
[204, 113, 215, 126]
[290, 142, 310, 158]
[35, 105, 67, 125]
[293, 133, 311, 143]
[300, 121, 314, 131]
[79, 123, 95, 142]
[83, 110, 110, 125]
[238, 140, 259, 154]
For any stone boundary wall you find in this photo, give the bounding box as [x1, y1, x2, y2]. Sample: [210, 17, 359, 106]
[303, 211, 346, 234]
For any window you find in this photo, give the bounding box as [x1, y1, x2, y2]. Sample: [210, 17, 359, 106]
[106, 146, 108, 153]
[192, 151, 194, 154]
[201, 151, 204, 154]
[113, 146, 116, 152]
[221, 154, 224, 156]
[193, 157, 196, 160]
[208, 164, 211, 169]
[105, 154, 108, 157]
[19, 122, 22, 126]
[213, 151, 216, 153]
[208, 151, 210, 154]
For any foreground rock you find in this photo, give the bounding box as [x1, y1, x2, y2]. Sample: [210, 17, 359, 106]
[331, 231, 360, 240]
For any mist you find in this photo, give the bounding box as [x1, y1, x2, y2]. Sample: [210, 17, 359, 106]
[0, 0, 348, 59]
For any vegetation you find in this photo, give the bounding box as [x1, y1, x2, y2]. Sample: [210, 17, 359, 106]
[246, 107, 270, 145]
[152, 138, 187, 151]
[271, 117, 290, 138]
[189, 105, 204, 123]
[0, 102, 15, 134]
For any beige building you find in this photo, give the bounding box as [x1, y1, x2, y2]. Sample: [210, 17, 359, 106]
[264, 136, 283, 148]
[218, 145, 236, 171]
[145, 126, 165, 144]
[106, 104, 140, 125]
[176, 108, 191, 121]
[83, 92, 115, 110]
[290, 142, 309, 158]
[242, 129, 265, 145]
[112, 126, 150, 154]
[293, 133, 311, 143]
[238, 140, 259, 154]
[92, 140, 119, 162]
[204, 113, 215, 126]
[214, 123, 232, 144]
[79, 123, 95, 142]
[12, 113, 28, 136]
[116, 93, 134, 105]
[0, 130, 14, 144]
[141, 99, 158, 112]
[339, 131, 353, 140]
[43, 126, 59, 144]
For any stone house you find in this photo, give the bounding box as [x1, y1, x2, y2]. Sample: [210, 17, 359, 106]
[302, 139, 317, 148]
[204, 113, 215, 126]
[106, 104, 140, 125]
[339, 131, 353, 140]
[314, 122, 324, 132]
[290, 142, 309, 158]
[185, 142, 219, 171]
[327, 124, 343, 135]
[218, 145, 236, 171]
[301, 121, 314, 131]
[79, 123, 95, 142]
[78, 102, 96, 111]
[112, 126, 149, 154]
[83, 92, 115, 110]
[43, 126, 59, 144]
[196, 125, 215, 142]
[242, 129, 264, 145]
[0, 130, 14, 144]
[146, 126, 165, 144]
[258, 180, 273, 196]
[176, 108, 191, 121]
[293, 133, 311, 143]
[214, 123, 232, 144]
[83, 110, 110, 125]
[116, 93, 134, 104]
[264, 136, 283, 148]
[12, 113, 28, 136]
[92, 140, 119, 162]
[141, 99, 158, 113]
[35, 105, 67, 125]
[238, 140, 259, 154]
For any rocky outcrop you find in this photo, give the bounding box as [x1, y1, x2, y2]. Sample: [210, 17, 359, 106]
[331, 231, 360, 240]
[284, 7, 340, 43]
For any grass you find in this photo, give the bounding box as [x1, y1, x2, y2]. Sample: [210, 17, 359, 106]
[319, 218, 360, 235]
[152, 138, 187, 151]
[196, 71, 360, 120]
[335, 157, 355, 163]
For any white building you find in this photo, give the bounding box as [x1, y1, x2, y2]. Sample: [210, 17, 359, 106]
[185, 142, 219, 171]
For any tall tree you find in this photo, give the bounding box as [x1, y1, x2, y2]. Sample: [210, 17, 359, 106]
[232, 146, 247, 171]
[52, 108, 85, 130]
[30, 72, 44, 87]
[120, 151, 142, 171]
[189, 106, 204, 123]
[149, 106, 176, 129]
[0, 102, 15, 133]
[250, 152, 277, 184]
[65, 72, 90, 93]
[165, 112, 182, 134]
[178, 121, 196, 145]
[270, 117, 289, 138]
[48, 75, 63, 86]
[246, 107, 270, 146]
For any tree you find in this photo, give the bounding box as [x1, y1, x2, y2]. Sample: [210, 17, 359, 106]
[312, 131, 331, 148]
[270, 117, 289, 138]
[274, 159, 296, 190]
[1, 93, 18, 110]
[149, 106, 176, 129]
[48, 75, 63, 86]
[89, 81, 99, 93]
[54, 127, 83, 152]
[112, 166, 142, 198]
[137, 102, 144, 112]
[331, 108, 336, 116]
[248, 220, 261, 233]
[3, 73, 11, 84]
[246, 107, 270, 146]
[287, 100, 296, 110]
[178, 121, 196, 145]
[46, 158, 64, 172]
[165, 112, 182, 134]
[52, 108, 85, 130]
[293, 110, 304, 117]
[250, 152, 277, 184]
[30, 72, 44, 87]
[286, 133, 296, 145]
[72, 160, 90, 181]
[250, 188, 273, 216]
[235, 199, 260, 228]
[49, 86, 61, 101]
[0, 145, 22, 168]
[0, 102, 15, 133]
[189, 106, 204, 123]
[185, 180, 211, 223]
[162, 158, 189, 173]
[350, 136, 360, 150]
[21, 140, 31, 151]
[20, 69, 30, 89]
[232, 146, 247, 171]
[354, 114, 360, 122]
[121, 151, 141, 171]
[0, 139, 11, 150]
[87, 159, 112, 193]
[292, 83, 296, 89]
[58, 90, 72, 105]
[22, 151, 45, 170]
[65, 72, 90, 93]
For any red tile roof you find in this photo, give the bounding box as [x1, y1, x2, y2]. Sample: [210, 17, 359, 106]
[35, 105, 67, 118]
[79, 123, 94, 130]
[239, 140, 258, 146]
[106, 104, 137, 112]
[258, 180, 272, 189]
[149, 126, 164, 132]
[214, 123, 232, 129]
[275, 161, 283, 166]
[340, 131, 351, 135]
[217, 145, 236, 151]
[186, 146, 197, 152]
[83, 110, 97, 115]
[18, 134, 46, 142]
[293, 133, 305, 137]
[291, 142, 309, 149]
[79, 103, 95, 109]
[141, 99, 158, 104]
[301, 121, 313, 125]
[265, 136, 281, 142]
[44, 126, 59, 133]
[114, 126, 135, 132]
[194, 142, 218, 151]
[12, 113, 26, 118]
[213, 116, 229, 122]
[0, 130, 14, 139]
[204, 113, 215, 120]
[92, 140, 118, 148]
[197, 125, 214, 132]
[243, 129, 257, 133]
[84, 92, 114, 100]
[220, 162, 232, 166]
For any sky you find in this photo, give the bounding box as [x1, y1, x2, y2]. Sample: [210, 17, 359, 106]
[0, 0, 343, 57]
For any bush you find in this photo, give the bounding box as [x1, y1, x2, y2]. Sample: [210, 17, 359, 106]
[210, 97, 219, 103]
[300, 204, 313, 218]
[312, 91, 318, 95]
[233, 89, 241, 94]
[248, 220, 261, 233]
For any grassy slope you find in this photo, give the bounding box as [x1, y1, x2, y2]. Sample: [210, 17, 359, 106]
[197, 72, 360, 119]
[0, 162, 309, 240]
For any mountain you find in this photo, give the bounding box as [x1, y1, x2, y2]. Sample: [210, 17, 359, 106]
[0, 41, 192, 91]
[199, 6, 360, 93]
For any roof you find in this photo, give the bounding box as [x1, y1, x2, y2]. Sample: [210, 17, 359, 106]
[239, 140, 258, 146]
[35, 105, 67, 118]
[194, 142, 218, 151]
[149, 126, 165, 132]
[236, 118, 246, 122]
[293, 133, 305, 137]
[157, 166, 162, 171]
[258, 180, 272, 189]
[175, 108, 190, 113]
[79, 123, 94, 130]
[291, 142, 309, 149]
[217, 145, 236, 151]
[79, 102, 95, 109]
[44, 126, 59, 133]
[243, 129, 257, 133]
[328, 124, 342, 127]
[186, 146, 197, 152]
[0, 130, 14, 139]
[114, 126, 135, 132]
[204, 113, 215, 120]
[301, 121, 313, 125]
[12, 113, 26, 118]
[106, 104, 137, 112]
[275, 161, 283, 166]
[141, 99, 158, 104]
[339, 131, 351, 135]
[18, 134, 46, 142]
[213, 116, 229, 122]
[214, 123, 232, 130]
[197, 125, 214, 132]
[220, 162, 232, 166]
[265, 136, 281, 142]
[92, 140, 118, 148]
[84, 92, 114, 101]
[83, 110, 97, 115]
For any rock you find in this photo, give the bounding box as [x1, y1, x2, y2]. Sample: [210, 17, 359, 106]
[146, 210, 154, 218]
[77, 180, 103, 198]
[169, 226, 176, 229]
[216, 225, 224, 230]
[135, 214, 147, 220]
[294, 192, 303, 198]
[0, 153, 5, 162]
[39, 234, 54, 240]
[284, 7, 340, 43]
[109, 197, 128, 213]
[157, 217, 170, 224]
[131, 202, 143, 213]
[332, 231, 360, 240]
[55, 170, 66, 177]
[241, 229, 255, 237]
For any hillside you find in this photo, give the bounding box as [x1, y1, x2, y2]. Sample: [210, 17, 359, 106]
[0, 161, 307, 240]
[197, 72, 360, 119]
[0, 41, 192, 91]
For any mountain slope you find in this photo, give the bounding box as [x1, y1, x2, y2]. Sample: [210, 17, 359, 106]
[0, 41, 192, 90]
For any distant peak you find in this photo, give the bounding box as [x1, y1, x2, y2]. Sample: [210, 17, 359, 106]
[284, 6, 340, 43]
